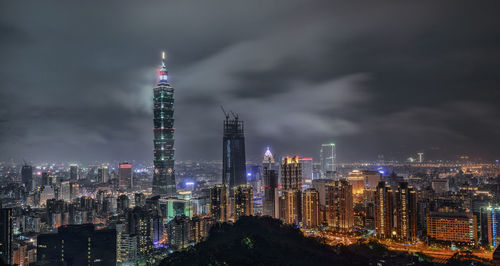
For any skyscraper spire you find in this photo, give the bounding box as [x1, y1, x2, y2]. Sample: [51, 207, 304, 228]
[159, 51, 168, 82]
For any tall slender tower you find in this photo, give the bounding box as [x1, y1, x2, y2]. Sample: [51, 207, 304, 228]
[222, 113, 246, 191]
[152, 52, 176, 197]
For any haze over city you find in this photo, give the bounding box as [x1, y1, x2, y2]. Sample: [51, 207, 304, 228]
[1, 1, 499, 163]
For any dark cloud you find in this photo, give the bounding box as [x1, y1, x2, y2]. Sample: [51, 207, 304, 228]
[0, 1, 499, 163]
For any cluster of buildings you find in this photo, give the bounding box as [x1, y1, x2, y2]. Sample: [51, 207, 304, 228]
[1, 54, 500, 265]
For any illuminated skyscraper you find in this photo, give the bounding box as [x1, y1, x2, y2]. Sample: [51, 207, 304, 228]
[327, 180, 353, 230]
[299, 158, 313, 186]
[279, 190, 301, 225]
[394, 182, 417, 241]
[152, 52, 177, 197]
[210, 184, 228, 222]
[222, 112, 246, 191]
[375, 181, 394, 238]
[118, 163, 132, 190]
[281, 156, 302, 191]
[302, 188, 320, 228]
[263, 169, 278, 218]
[233, 184, 253, 219]
[320, 143, 336, 178]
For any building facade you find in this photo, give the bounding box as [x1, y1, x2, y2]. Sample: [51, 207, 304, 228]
[222, 114, 246, 191]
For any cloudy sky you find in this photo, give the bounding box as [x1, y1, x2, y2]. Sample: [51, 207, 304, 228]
[1, 1, 499, 163]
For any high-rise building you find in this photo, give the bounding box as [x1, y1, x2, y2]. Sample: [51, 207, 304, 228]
[166, 215, 191, 250]
[118, 163, 133, 190]
[299, 158, 313, 186]
[59, 181, 71, 202]
[116, 223, 137, 264]
[117, 195, 130, 212]
[279, 190, 301, 225]
[327, 180, 353, 230]
[302, 188, 320, 228]
[263, 146, 275, 170]
[210, 184, 228, 222]
[0, 208, 13, 265]
[152, 52, 177, 197]
[69, 164, 78, 180]
[233, 184, 253, 219]
[481, 205, 500, 248]
[320, 143, 336, 178]
[222, 112, 246, 191]
[262, 169, 279, 218]
[281, 156, 302, 191]
[375, 181, 394, 238]
[37, 224, 116, 265]
[348, 170, 365, 196]
[97, 166, 109, 183]
[21, 164, 33, 191]
[127, 207, 152, 255]
[394, 182, 417, 241]
[311, 179, 331, 207]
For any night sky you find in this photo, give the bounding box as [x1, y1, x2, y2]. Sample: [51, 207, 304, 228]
[1, 1, 499, 163]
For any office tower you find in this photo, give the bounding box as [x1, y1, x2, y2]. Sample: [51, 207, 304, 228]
[348, 170, 365, 196]
[117, 195, 130, 212]
[135, 193, 146, 207]
[394, 182, 417, 241]
[281, 156, 302, 191]
[210, 184, 228, 222]
[118, 162, 133, 190]
[427, 212, 477, 245]
[320, 143, 336, 178]
[97, 165, 109, 183]
[263, 169, 279, 218]
[166, 215, 191, 250]
[327, 180, 353, 230]
[70, 164, 78, 180]
[375, 181, 394, 238]
[59, 181, 71, 202]
[0, 208, 13, 265]
[299, 158, 313, 186]
[37, 224, 116, 265]
[279, 190, 301, 225]
[151, 215, 164, 246]
[233, 184, 253, 219]
[302, 188, 320, 228]
[21, 164, 33, 191]
[152, 53, 177, 197]
[222, 112, 246, 191]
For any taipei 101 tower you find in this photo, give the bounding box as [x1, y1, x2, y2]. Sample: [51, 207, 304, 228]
[152, 52, 177, 196]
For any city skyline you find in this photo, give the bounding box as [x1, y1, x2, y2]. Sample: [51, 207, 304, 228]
[1, 2, 499, 163]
